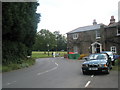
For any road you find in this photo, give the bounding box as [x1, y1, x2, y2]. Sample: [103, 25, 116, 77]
[2, 57, 118, 88]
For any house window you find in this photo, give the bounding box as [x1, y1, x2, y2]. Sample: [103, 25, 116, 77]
[117, 25, 120, 35]
[73, 46, 78, 53]
[96, 30, 101, 39]
[73, 33, 78, 39]
[111, 46, 116, 53]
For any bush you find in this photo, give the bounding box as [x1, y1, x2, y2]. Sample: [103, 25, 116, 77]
[80, 54, 88, 59]
[112, 57, 120, 71]
[2, 41, 28, 65]
[2, 58, 35, 72]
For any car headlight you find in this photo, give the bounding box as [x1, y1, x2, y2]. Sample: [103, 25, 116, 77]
[99, 64, 102, 67]
[99, 64, 108, 67]
[82, 64, 88, 67]
[103, 64, 108, 67]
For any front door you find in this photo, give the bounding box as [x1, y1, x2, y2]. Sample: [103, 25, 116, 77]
[95, 44, 100, 53]
[91, 42, 102, 53]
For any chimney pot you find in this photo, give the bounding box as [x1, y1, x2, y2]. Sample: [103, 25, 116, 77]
[109, 16, 115, 25]
[93, 19, 97, 25]
[111, 16, 114, 19]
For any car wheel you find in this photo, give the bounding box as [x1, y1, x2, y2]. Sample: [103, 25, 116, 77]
[106, 68, 110, 74]
[110, 66, 112, 70]
[82, 71, 87, 75]
[112, 61, 115, 66]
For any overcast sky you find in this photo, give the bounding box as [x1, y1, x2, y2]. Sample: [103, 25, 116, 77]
[36, 0, 119, 34]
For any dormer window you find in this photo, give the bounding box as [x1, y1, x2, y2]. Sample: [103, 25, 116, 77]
[73, 33, 78, 39]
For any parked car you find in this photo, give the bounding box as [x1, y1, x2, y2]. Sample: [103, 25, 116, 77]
[101, 51, 115, 66]
[114, 55, 120, 60]
[82, 53, 112, 74]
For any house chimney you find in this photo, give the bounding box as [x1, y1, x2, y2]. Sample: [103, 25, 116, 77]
[109, 16, 115, 25]
[93, 19, 97, 25]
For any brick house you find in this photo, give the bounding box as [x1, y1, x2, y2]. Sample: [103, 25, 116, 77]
[67, 16, 120, 55]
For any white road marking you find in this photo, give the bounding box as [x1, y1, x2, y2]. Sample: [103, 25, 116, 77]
[91, 75, 94, 77]
[55, 63, 58, 66]
[7, 83, 11, 85]
[37, 67, 57, 76]
[37, 62, 58, 76]
[6, 81, 17, 86]
[85, 81, 91, 88]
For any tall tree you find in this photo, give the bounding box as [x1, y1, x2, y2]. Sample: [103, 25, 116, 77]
[2, 2, 40, 64]
[33, 30, 67, 51]
[33, 29, 56, 51]
[54, 31, 67, 51]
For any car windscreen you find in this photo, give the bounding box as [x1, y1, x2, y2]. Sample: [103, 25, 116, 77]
[88, 54, 107, 60]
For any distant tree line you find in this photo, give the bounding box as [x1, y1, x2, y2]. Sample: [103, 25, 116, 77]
[2, 2, 40, 65]
[33, 29, 67, 52]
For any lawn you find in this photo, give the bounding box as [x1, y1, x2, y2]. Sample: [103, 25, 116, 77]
[32, 51, 67, 58]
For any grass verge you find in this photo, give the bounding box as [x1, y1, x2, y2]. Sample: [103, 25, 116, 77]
[112, 58, 120, 71]
[32, 51, 67, 59]
[2, 58, 35, 72]
[0, 65, 2, 73]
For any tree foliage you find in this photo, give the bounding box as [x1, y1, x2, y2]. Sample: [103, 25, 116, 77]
[33, 29, 67, 51]
[2, 2, 40, 64]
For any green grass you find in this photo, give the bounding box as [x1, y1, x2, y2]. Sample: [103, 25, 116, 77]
[32, 51, 67, 59]
[112, 58, 120, 71]
[0, 65, 2, 73]
[2, 51, 67, 72]
[2, 58, 35, 72]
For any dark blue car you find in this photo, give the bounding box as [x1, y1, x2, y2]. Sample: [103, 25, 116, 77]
[82, 53, 112, 74]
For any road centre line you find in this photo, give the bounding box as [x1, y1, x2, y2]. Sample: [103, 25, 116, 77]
[84, 75, 94, 88]
[37, 66, 57, 76]
[37, 62, 58, 76]
[6, 81, 16, 86]
[55, 63, 58, 66]
[7, 83, 11, 85]
[91, 75, 94, 77]
[85, 81, 91, 88]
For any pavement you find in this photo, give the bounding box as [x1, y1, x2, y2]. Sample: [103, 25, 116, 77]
[2, 57, 119, 88]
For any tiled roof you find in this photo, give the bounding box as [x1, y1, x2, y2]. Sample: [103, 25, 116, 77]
[67, 24, 102, 34]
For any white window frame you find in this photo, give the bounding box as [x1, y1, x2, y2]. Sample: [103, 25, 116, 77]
[96, 30, 101, 39]
[73, 33, 78, 39]
[111, 46, 117, 54]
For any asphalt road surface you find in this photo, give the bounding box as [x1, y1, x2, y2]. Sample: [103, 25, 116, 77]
[2, 57, 118, 88]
